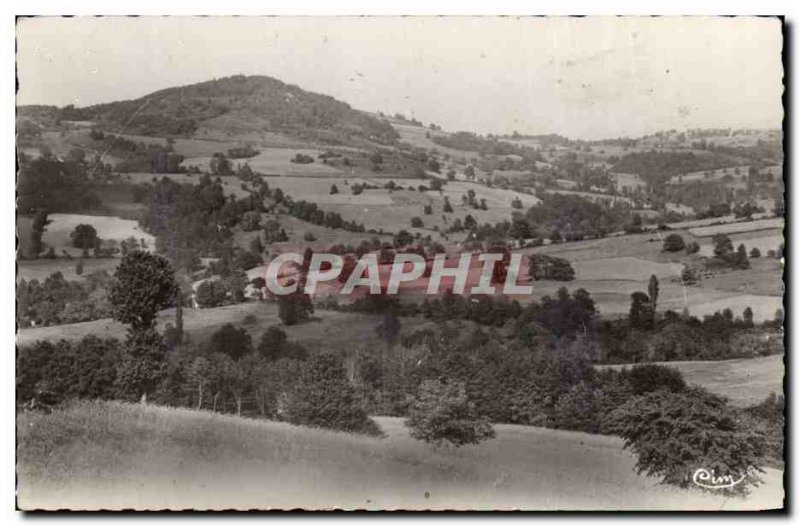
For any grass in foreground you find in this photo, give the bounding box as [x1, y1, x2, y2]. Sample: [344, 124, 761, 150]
[17, 401, 783, 510]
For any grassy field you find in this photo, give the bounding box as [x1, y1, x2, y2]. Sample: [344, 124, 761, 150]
[15, 301, 436, 355]
[16, 400, 783, 510]
[39, 213, 155, 257]
[688, 218, 783, 237]
[183, 148, 344, 177]
[17, 258, 120, 282]
[598, 354, 784, 408]
[264, 175, 539, 240]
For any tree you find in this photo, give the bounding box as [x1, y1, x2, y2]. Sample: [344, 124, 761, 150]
[662, 233, 685, 252]
[187, 356, 214, 409]
[629, 291, 654, 330]
[70, 224, 98, 250]
[284, 354, 381, 435]
[511, 196, 523, 209]
[393, 230, 414, 248]
[29, 209, 49, 257]
[376, 308, 401, 344]
[109, 252, 177, 332]
[195, 279, 228, 308]
[734, 243, 750, 269]
[406, 379, 495, 447]
[278, 291, 313, 326]
[249, 235, 264, 255]
[443, 197, 454, 213]
[209, 153, 232, 175]
[115, 327, 168, 402]
[750, 247, 761, 258]
[330, 184, 339, 195]
[528, 254, 575, 281]
[712, 234, 734, 259]
[208, 323, 253, 361]
[240, 211, 262, 231]
[743, 306, 754, 327]
[410, 217, 424, 228]
[648, 275, 659, 314]
[685, 241, 700, 255]
[612, 388, 766, 495]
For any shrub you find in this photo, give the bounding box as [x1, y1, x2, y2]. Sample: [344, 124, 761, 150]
[684, 241, 700, 255]
[207, 323, 253, 360]
[410, 217, 424, 228]
[623, 364, 686, 395]
[284, 354, 382, 436]
[303, 231, 317, 242]
[257, 325, 308, 362]
[750, 247, 761, 258]
[612, 388, 767, 495]
[681, 267, 699, 285]
[195, 279, 228, 308]
[406, 379, 495, 447]
[290, 153, 314, 164]
[70, 224, 98, 250]
[527, 254, 575, 281]
[662, 233, 685, 252]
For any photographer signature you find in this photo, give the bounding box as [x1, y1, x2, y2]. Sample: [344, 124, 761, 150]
[692, 468, 745, 489]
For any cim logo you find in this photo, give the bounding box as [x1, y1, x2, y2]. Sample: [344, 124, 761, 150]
[692, 468, 745, 490]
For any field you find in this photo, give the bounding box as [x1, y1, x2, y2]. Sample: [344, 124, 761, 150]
[688, 217, 783, 237]
[15, 300, 436, 354]
[18, 258, 120, 282]
[39, 213, 155, 257]
[698, 230, 784, 258]
[610, 171, 647, 192]
[183, 148, 344, 177]
[264, 176, 540, 239]
[16, 400, 783, 511]
[521, 232, 782, 321]
[599, 354, 784, 408]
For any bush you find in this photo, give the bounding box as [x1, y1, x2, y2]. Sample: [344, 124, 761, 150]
[527, 254, 575, 281]
[406, 379, 495, 447]
[612, 388, 767, 495]
[195, 279, 228, 308]
[290, 153, 314, 164]
[284, 354, 382, 436]
[207, 323, 253, 360]
[623, 364, 686, 395]
[70, 224, 98, 250]
[662, 233, 685, 252]
[685, 241, 700, 255]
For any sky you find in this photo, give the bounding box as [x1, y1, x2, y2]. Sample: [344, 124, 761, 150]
[16, 16, 784, 140]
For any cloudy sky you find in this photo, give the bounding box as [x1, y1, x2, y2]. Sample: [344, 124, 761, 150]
[16, 16, 783, 140]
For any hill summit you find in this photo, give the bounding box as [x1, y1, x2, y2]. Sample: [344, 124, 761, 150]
[29, 75, 400, 145]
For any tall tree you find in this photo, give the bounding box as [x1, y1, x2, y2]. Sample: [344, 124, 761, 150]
[109, 252, 178, 402]
[648, 275, 659, 314]
[109, 252, 178, 332]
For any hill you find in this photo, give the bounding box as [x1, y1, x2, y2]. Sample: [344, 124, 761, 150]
[17, 400, 783, 511]
[18, 75, 400, 146]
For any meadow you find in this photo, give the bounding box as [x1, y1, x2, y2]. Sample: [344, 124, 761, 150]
[40, 213, 155, 257]
[15, 300, 435, 355]
[16, 400, 783, 511]
[598, 354, 784, 408]
[688, 217, 783, 237]
[182, 148, 344, 177]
